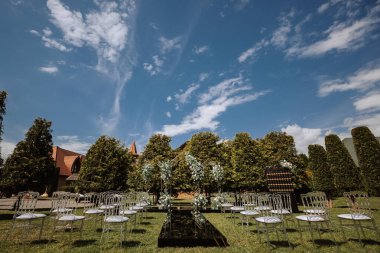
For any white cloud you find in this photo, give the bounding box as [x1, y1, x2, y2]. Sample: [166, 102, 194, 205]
[343, 113, 380, 136]
[238, 39, 269, 63]
[40, 66, 58, 74]
[56, 135, 91, 154]
[194, 45, 209, 55]
[166, 96, 172, 102]
[46, 0, 137, 134]
[234, 0, 250, 11]
[199, 73, 209, 82]
[0, 141, 16, 159]
[159, 76, 268, 136]
[159, 36, 182, 53]
[174, 83, 200, 105]
[354, 92, 380, 111]
[271, 9, 295, 48]
[317, 0, 344, 14]
[281, 124, 325, 154]
[143, 55, 164, 76]
[166, 112, 172, 118]
[30, 27, 71, 52]
[319, 62, 380, 96]
[287, 4, 380, 58]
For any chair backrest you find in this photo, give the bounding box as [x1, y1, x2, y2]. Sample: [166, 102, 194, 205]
[301, 191, 328, 217]
[14, 191, 39, 217]
[83, 192, 99, 211]
[276, 192, 292, 214]
[256, 193, 272, 215]
[242, 193, 258, 210]
[222, 192, 235, 205]
[343, 191, 373, 218]
[55, 193, 80, 217]
[51, 191, 70, 213]
[103, 194, 124, 217]
[136, 191, 150, 205]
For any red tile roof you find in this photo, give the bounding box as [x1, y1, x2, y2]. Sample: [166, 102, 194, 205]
[52, 146, 84, 177]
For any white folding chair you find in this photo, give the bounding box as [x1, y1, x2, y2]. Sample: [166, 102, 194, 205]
[50, 193, 85, 242]
[338, 191, 380, 243]
[230, 193, 245, 223]
[240, 193, 259, 228]
[220, 192, 234, 217]
[296, 192, 336, 244]
[82, 192, 104, 230]
[255, 194, 291, 248]
[100, 194, 129, 246]
[5, 191, 46, 241]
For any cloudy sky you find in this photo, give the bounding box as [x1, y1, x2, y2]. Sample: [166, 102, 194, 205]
[1, 0, 380, 157]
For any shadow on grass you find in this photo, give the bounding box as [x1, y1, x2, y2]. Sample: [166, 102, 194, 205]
[31, 239, 54, 245]
[285, 228, 298, 233]
[0, 214, 13, 220]
[131, 228, 146, 234]
[348, 238, 380, 245]
[144, 216, 155, 220]
[72, 239, 97, 247]
[121, 240, 141, 248]
[269, 240, 295, 248]
[140, 222, 151, 225]
[313, 239, 339, 247]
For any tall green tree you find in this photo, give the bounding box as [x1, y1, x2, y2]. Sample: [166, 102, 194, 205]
[187, 132, 220, 193]
[2, 118, 57, 194]
[257, 131, 298, 167]
[138, 134, 174, 200]
[352, 126, 380, 196]
[231, 132, 265, 191]
[325, 134, 361, 194]
[257, 131, 309, 192]
[308, 144, 334, 206]
[78, 135, 133, 192]
[0, 91, 7, 168]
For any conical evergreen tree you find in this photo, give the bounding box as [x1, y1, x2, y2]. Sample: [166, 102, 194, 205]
[351, 126, 380, 196]
[308, 144, 334, 206]
[325, 134, 361, 194]
[78, 135, 133, 192]
[2, 118, 57, 194]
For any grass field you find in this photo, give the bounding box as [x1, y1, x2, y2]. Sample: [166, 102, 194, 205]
[0, 197, 379, 253]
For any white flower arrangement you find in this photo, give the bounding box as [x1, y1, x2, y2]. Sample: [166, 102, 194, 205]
[211, 164, 224, 185]
[193, 193, 207, 209]
[159, 160, 172, 185]
[211, 194, 225, 210]
[279, 159, 296, 170]
[185, 153, 204, 186]
[158, 192, 171, 209]
[141, 163, 152, 184]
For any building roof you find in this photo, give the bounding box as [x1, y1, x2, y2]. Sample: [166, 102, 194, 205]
[129, 141, 138, 156]
[52, 146, 84, 176]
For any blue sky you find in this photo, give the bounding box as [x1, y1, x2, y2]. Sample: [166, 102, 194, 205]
[1, 0, 380, 157]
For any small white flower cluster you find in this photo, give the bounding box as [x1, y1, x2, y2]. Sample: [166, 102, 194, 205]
[159, 160, 172, 185]
[193, 193, 207, 208]
[185, 153, 204, 186]
[141, 163, 152, 183]
[158, 193, 171, 209]
[279, 159, 296, 170]
[211, 164, 224, 184]
[211, 194, 225, 210]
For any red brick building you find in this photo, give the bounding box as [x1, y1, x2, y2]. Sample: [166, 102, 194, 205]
[52, 146, 85, 190]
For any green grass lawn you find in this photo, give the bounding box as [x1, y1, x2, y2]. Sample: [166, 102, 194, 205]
[0, 197, 379, 253]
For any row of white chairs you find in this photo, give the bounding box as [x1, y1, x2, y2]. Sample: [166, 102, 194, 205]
[5, 191, 151, 246]
[219, 191, 380, 248]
